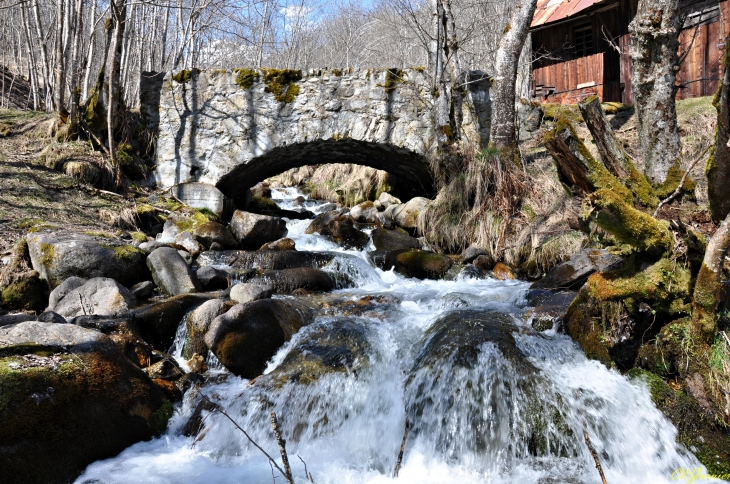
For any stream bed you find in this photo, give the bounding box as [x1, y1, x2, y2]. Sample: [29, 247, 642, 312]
[76, 188, 720, 484]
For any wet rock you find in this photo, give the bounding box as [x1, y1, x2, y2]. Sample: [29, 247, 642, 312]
[391, 196, 429, 229]
[230, 210, 288, 249]
[473, 254, 495, 271]
[187, 353, 208, 373]
[306, 211, 369, 249]
[175, 231, 202, 257]
[204, 299, 315, 378]
[525, 291, 578, 332]
[371, 228, 421, 250]
[375, 210, 395, 229]
[492, 262, 516, 280]
[259, 237, 296, 251]
[318, 203, 339, 213]
[195, 266, 229, 291]
[37, 311, 67, 324]
[131, 293, 214, 350]
[277, 208, 314, 220]
[394, 251, 453, 280]
[152, 378, 183, 402]
[51, 277, 135, 319]
[183, 299, 230, 359]
[47, 276, 86, 310]
[182, 397, 218, 438]
[144, 357, 184, 380]
[0, 322, 170, 484]
[0, 271, 47, 312]
[349, 201, 379, 223]
[197, 250, 335, 271]
[193, 221, 238, 250]
[27, 232, 149, 289]
[459, 264, 486, 279]
[378, 192, 401, 209]
[460, 246, 488, 264]
[367, 248, 415, 271]
[147, 247, 202, 296]
[131, 280, 157, 300]
[250, 181, 272, 198]
[248, 268, 336, 294]
[531, 248, 624, 290]
[305, 210, 344, 234]
[260, 318, 373, 388]
[230, 283, 273, 304]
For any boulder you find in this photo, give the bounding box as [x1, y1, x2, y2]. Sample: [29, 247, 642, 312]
[375, 210, 395, 229]
[525, 291, 578, 332]
[391, 197, 429, 229]
[177, 250, 193, 265]
[259, 238, 296, 251]
[371, 228, 421, 251]
[250, 181, 272, 198]
[146, 247, 202, 296]
[531, 248, 623, 290]
[131, 293, 214, 350]
[306, 210, 369, 249]
[27, 232, 149, 288]
[473, 254, 495, 271]
[277, 209, 314, 220]
[305, 209, 344, 234]
[367, 248, 415, 271]
[0, 322, 170, 484]
[248, 268, 336, 294]
[230, 210, 288, 249]
[193, 221, 238, 250]
[204, 299, 315, 378]
[182, 299, 230, 359]
[196, 266, 229, 291]
[172, 182, 228, 217]
[158, 209, 216, 243]
[197, 250, 335, 271]
[131, 280, 156, 300]
[492, 262, 516, 280]
[349, 201, 379, 223]
[460, 246, 488, 264]
[47, 276, 86, 310]
[0, 271, 47, 311]
[175, 231, 202, 257]
[230, 283, 273, 304]
[51, 277, 135, 318]
[0, 313, 36, 327]
[378, 192, 401, 209]
[394, 251, 453, 280]
[37, 311, 67, 324]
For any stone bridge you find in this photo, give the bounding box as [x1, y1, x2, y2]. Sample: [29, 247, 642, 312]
[141, 68, 491, 203]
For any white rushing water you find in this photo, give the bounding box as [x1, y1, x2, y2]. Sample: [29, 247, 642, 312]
[77, 187, 726, 484]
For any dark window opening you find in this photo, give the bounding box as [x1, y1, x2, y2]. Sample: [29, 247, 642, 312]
[573, 24, 594, 57]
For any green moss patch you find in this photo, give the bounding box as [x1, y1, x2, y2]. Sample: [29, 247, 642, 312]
[234, 68, 259, 89]
[171, 69, 201, 84]
[655, 160, 697, 200]
[262, 69, 302, 103]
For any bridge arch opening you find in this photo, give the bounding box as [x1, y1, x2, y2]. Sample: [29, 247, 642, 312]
[215, 139, 435, 204]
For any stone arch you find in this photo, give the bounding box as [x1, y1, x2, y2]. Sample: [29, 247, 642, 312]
[216, 138, 435, 202]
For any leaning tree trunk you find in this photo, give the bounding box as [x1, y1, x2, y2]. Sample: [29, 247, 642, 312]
[489, 0, 538, 152]
[629, 0, 681, 184]
[692, 212, 730, 343]
[708, 35, 730, 223]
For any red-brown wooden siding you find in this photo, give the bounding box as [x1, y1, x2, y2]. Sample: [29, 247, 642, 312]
[531, 0, 729, 104]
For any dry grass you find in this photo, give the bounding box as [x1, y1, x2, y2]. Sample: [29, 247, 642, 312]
[267, 163, 395, 206]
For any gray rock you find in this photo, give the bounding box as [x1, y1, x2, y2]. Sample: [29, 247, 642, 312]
[460, 245, 488, 264]
[230, 283, 273, 304]
[473, 254, 495, 271]
[175, 231, 201, 256]
[196, 266, 229, 291]
[349, 201, 379, 223]
[371, 228, 421, 250]
[47, 276, 86, 310]
[131, 293, 214, 350]
[259, 238, 296, 251]
[531, 248, 623, 290]
[378, 192, 401, 209]
[306, 211, 369, 249]
[248, 267, 336, 294]
[197, 250, 335, 271]
[37, 311, 67, 324]
[193, 221, 238, 249]
[525, 291, 578, 332]
[178, 250, 193, 265]
[131, 280, 157, 300]
[318, 203, 339, 213]
[146, 247, 202, 296]
[138, 240, 168, 252]
[0, 313, 36, 327]
[375, 210, 395, 229]
[183, 299, 230, 359]
[172, 182, 228, 217]
[392, 197, 429, 229]
[51, 277, 135, 318]
[204, 299, 315, 378]
[27, 232, 149, 289]
[230, 210, 288, 250]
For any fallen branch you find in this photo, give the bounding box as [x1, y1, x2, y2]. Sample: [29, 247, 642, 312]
[653, 144, 711, 217]
[393, 418, 410, 478]
[583, 420, 608, 484]
[271, 412, 295, 484]
[297, 455, 315, 484]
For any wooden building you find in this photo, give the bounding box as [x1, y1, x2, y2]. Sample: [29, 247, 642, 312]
[530, 0, 729, 104]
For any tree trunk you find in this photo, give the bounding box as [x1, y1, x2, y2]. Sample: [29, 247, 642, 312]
[53, 0, 66, 113]
[443, 0, 462, 139]
[708, 35, 730, 223]
[578, 96, 628, 178]
[544, 127, 595, 195]
[429, 0, 450, 143]
[31, 0, 52, 110]
[489, 0, 539, 151]
[82, 0, 97, 101]
[629, 0, 681, 184]
[108, 0, 127, 189]
[692, 212, 730, 343]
